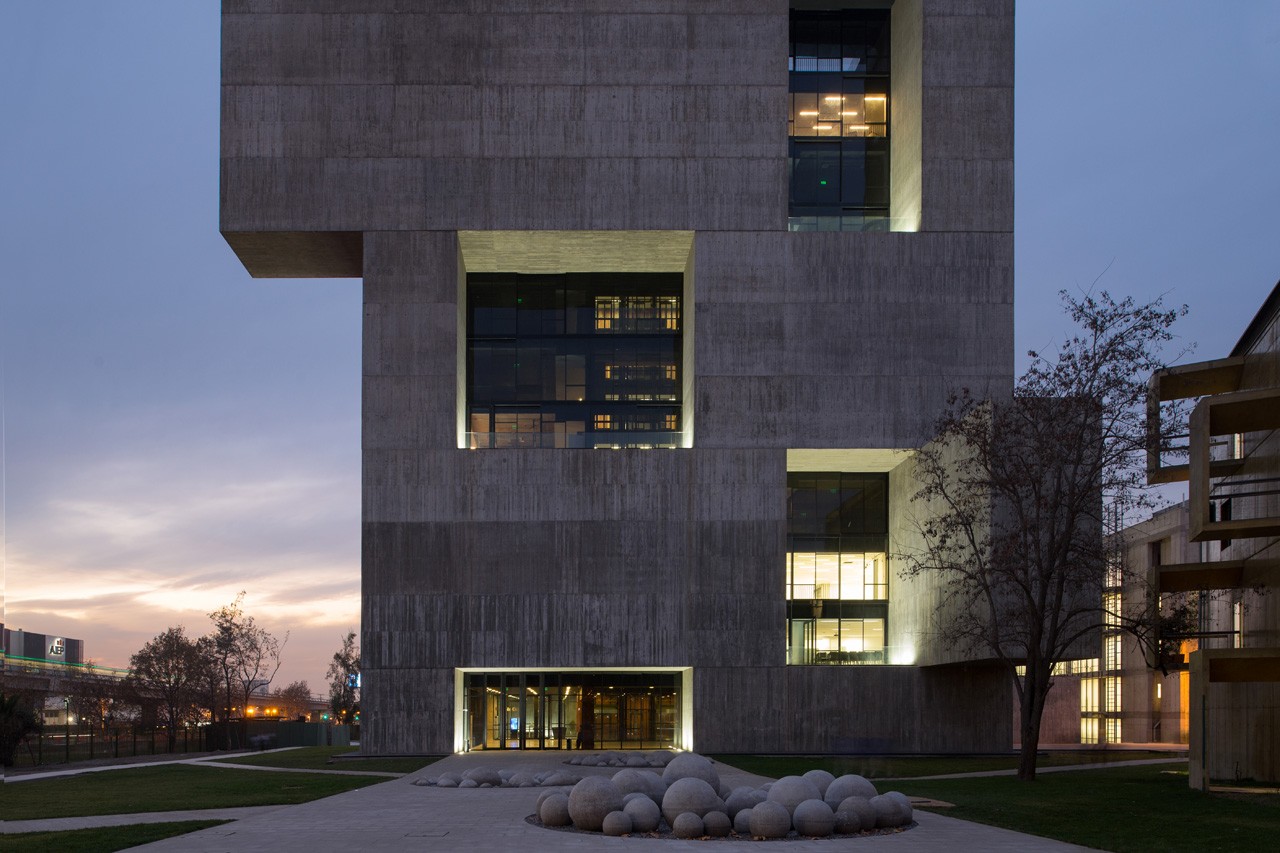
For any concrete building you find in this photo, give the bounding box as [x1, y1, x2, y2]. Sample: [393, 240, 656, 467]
[1146, 279, 1280, 787]
[220, 1, 1016, 754]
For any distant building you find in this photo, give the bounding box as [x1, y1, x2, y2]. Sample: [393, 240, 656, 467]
[220, 1, 1019, 755]
[2, 625, 86, 671]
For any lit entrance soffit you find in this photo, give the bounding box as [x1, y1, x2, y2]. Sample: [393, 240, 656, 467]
[458, 231, 694, 274]
[787, 448, 914, 473]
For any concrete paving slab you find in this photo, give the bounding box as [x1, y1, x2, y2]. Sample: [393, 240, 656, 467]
[119, 752, 1095, 852]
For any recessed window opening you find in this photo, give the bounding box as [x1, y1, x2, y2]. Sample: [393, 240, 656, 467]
[467, 273, 683, 449]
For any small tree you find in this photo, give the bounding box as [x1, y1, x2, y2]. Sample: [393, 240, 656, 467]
[129, 627, 204, 751]
[326, 631, 360, 723]
[901, 290, 1187, 781]
[0, 691, 40, 767]
[272, 680, 314, 720]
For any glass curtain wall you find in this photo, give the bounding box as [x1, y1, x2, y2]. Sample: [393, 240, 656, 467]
[786, 472, 889, 664]
[468, 273, 682, 449]
[788, 8, 891, 232]
[462, 671, 682, 751]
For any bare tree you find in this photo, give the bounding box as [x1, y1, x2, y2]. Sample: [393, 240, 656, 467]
[128, 627, 204, 751]
[900, 289, 1188, 781]
[326, 631, 360, 723]
[207, 592, 288, 748]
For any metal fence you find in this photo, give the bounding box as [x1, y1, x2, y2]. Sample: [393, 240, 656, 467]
[9, 725, 213, 769]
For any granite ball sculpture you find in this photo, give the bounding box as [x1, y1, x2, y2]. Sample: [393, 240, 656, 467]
[823, 773, 878, 808]
[765, 775, 823, 816]
[832, 799, 863, 834]
[539, 792, 572, 827]
[662, 752, 721, 791]
[602, 810, 633, 837]
[567, 776, 624, 832]
[885, 790, 914, 823]
[672, 812, 705, 839]
[660, 777, 724, 826]
[869, 793, 909, 828]
[792, 798, 836, 837]
[732, 807, 753, 835]
[747, 800, 792, 839]
[802, 769, 836, 798]
[624, 795, 661, 832]
[836, 795, 877, 830]
[723, 788, 757, 819]
[702, 810, 732, 837]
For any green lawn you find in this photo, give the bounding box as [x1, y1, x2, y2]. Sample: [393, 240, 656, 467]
[220, 746, 440, 774]
[0, 820, 227, 853]
[0, 765, 391, 821]
[712, 750, 1179, 780]
[903, 763, 1280, 853]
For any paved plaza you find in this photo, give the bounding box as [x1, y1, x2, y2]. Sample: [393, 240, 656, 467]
[6, 750, 1099, 851]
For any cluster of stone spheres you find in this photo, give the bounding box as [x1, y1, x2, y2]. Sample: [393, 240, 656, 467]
[416, 752, 914, 840]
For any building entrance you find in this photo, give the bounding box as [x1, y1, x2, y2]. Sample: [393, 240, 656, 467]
[462, 671, 682, 751]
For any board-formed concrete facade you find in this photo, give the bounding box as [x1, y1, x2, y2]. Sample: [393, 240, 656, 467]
[221, 0, 1016, 754]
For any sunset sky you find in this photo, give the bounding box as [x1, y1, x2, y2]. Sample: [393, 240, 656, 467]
[3, 2, 1278, 692]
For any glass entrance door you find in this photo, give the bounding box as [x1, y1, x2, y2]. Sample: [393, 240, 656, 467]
[462, 671, 682, 750]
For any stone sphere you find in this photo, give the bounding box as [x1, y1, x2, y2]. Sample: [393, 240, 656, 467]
[833, 800, 862, 833]
[622, 791, 649, 806]
[703, 810, 732, 837]
[436, 774, 459, 788]
[626, 754, 647, 767]
[672, 812, 705, 839]
[539, 792, 572, 827]
[507, 771, 536, 788]
[661, 777, 724, 826]
[459, 778, 478, 788]
[648, 751, 674, 767]
[536, 789, 557, 812]
[662, 753, 720, 791]
[613, 769, 651, 795]
[748, 800, 792, 839]
[824, 774, 878, 808]
[884, 791, 913, 823]
[766, 775, 822, 816]
[869, 794, 905, 828]
[462, 766, 502, 786]
[733, 808, 753, 835]
[793, 799, 835, 837]
[724, 789, 757, 818]
[542, 770, 578, 787]
[802, 769, 836, 797]
[567, 776, 624, 832]
[624, 795, 661, 832]
[837, 796, 876, 831]
[602, 810, 633, 837]
[613, 768, 665, 804]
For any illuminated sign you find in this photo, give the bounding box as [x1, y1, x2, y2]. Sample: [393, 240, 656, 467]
[49, 638, 65, 657]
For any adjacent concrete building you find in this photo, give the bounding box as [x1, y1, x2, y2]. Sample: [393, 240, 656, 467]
[1147, 280, 1280, 786]
[220, 0, 1016, 754]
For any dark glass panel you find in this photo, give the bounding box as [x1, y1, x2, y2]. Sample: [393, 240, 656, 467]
[790, 142, 841, 207]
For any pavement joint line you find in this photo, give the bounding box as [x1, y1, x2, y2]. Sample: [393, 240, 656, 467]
[883, 756, 1188, 780]
[195, 761, 403, 777]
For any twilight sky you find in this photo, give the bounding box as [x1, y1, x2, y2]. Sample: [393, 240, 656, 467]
[2, 2, 1278, 690]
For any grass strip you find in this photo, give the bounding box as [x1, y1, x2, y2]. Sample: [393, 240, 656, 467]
[904, 763, 1280, 853]
[0, 765, 390, 821]
[0, 820, 228, 853]
[219, 746, 439, 774]
[712, 750, 1177, 780]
